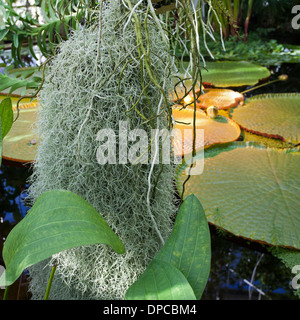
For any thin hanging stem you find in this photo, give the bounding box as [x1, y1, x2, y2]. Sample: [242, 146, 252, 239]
[241, 76, 288, 95]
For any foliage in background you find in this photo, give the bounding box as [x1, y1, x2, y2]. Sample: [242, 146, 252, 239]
[209, 0, 253, 41]
[0, 0, 84, 66]
[199, 32, 300, 66]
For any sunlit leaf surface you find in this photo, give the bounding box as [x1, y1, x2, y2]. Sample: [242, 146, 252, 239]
[231, 93, 300, 144]
[176, 142, 300, 249]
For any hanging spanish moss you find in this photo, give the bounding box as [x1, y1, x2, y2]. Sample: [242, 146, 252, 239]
[27, 1, 176, 300]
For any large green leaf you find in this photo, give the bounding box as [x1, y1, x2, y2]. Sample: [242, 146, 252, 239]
[0, 189, 125, 287]
[231, 93, 300, 144]
[155, 194, 211, 299]
[179, 61, 270, 87]
[176, 142, 300, 249]
[125, 259, 196, 300]
[125, 194, 211, 300]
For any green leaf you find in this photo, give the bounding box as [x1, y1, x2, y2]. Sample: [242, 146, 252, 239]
[13, 33, 19, 48]
[0, 71, 40, 95]
[155, 194, 211, 299]
[41, 0, 52, 23]
[176, 142, 300, 249]
[125, 259, 196, 300]
[0, 97, 13, 138]
[0, 189, 125, 287]
[0, 29, 9, 41]
[28, 36, 38, 60]
[231, 93, 300, 144]
[125, 195, 210, 300]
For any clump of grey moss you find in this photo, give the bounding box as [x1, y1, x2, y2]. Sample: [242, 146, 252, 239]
[27, 2, 177, 300]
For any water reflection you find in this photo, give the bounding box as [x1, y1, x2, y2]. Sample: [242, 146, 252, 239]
[203, 229, 297, 300]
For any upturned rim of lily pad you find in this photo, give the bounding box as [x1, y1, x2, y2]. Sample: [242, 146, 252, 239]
[2, 102, 38, 166]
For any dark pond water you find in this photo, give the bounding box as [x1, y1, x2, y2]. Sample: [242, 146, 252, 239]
[0, 62, 299, 300]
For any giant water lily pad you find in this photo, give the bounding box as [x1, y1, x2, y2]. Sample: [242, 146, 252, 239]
[179, 61, 270, 87]
[195, 89, 244, 110]
[2, 102, 38, 164]
[172, 106, 241, 156]
[231, 93, 300, 144]
[175, 142, 300, 249]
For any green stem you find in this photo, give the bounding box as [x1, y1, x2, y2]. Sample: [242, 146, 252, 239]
[3, 285, 10, 300]
[44, 263, 57, 300]
[241, 78, 284, 95]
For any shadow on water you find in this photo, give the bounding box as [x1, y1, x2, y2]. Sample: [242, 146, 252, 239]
[0, 63, 299, 300]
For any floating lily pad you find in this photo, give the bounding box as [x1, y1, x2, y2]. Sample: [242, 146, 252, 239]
[178, 61, 270, 87]
[172, 106, 241, 156]
[175, 142, 300, 249]
[2, 102, 38, 164]
[231, 93, 300, 144]
[195, 89, 244, 110]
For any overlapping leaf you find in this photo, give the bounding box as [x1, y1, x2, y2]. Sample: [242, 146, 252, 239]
[172, 106, 241, 156]
[125, 259, 196, 300]
[195, 89, 244, 109]
[125, 195, 211, 300]
[0, 69, 40, 96]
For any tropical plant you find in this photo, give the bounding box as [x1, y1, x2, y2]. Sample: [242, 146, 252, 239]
[0, 0, 84, 66]
[197, 32, 300, 66]
[0, 189, 126, 290]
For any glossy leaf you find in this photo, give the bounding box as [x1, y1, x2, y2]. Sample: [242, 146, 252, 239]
[0, 189, 125, 287]
[125, 259, 196, 300]
[125, 194, 210, 300]
[176, 142, 300, 249]
[155, 194, 211, 299]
